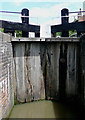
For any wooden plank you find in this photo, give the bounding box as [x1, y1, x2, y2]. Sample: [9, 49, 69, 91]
[51, 21, 85, 33]
[13, 43, 26, 102]
[13, 43, 45, 102]
[0, 20, 40, 33]
[80, 35, 85, 105]
[59, 43, 67, 99]
[28, 43, 45, 101]
[45, 43, 60, 100]
[66, 43, 78, 96]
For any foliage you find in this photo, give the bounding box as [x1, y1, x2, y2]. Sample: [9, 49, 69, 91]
[15, 30, 22, 37]
[0, 29, 22, 37]
[0, 28, 4, 32]
[52, 32, 62, 37]
[56, 32, 62, 37]
[73, 19, 78, 23]
[69, 30, 77, 37]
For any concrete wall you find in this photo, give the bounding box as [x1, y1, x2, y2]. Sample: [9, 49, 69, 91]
[12, 37, 81, 102]
[0, 32, 14, 119]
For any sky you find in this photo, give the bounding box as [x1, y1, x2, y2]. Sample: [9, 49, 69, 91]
[0, 0, 85, 25]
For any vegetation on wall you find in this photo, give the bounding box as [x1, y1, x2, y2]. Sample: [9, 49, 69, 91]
[15, 30, 22, 37]
[69, 30, 77, 37]
[0, 28, 4, 32]
[0, 29, 22, 37]
[56, 32, 62, 37]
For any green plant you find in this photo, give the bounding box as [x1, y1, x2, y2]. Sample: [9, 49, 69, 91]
[69, 30, 77, 37]
[0, 28, 4, 32]
[56, 32, 62, 37]
[15, 30, 22, 37]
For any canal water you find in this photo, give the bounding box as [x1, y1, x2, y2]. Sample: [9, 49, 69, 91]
[9, 100, 83, 119]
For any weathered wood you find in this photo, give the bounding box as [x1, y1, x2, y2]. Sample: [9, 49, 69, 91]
[39, 43, 47, 99]
[66, 43, 78, 96]
[51, 21, 85, 33]
[80, 34, 85, 106]
[13, 43, 26, 102]
[0, 20, 40, 33]
[45, 43, 60, 100]
[13, 43, 45, 102]
[13, 38, 80, 102]
[59, 43, 67, 100]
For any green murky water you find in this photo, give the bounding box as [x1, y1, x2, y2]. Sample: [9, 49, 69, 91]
[9, 100, 82, 119]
